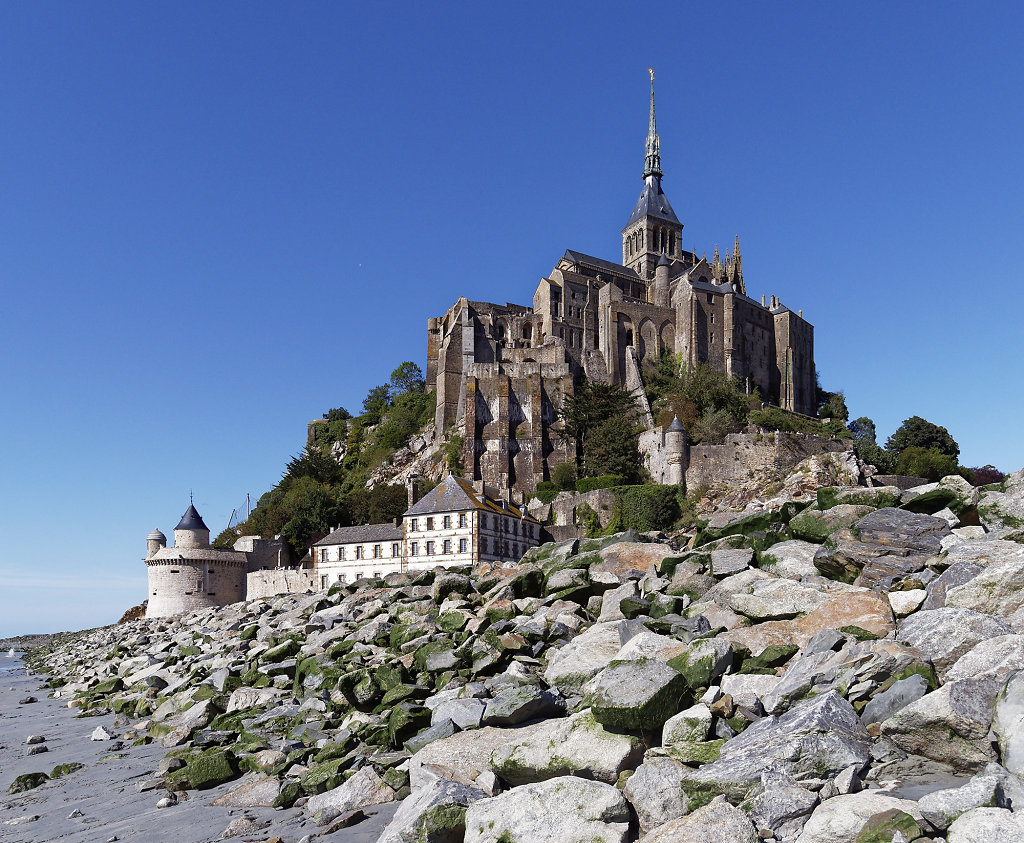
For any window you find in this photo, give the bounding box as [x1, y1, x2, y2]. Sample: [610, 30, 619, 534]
[410, 541, 418, 556]
[320, 575, 328, 589]
[373, 571, 380, 579]
[355, 571, 363, 580]
[426, 540, 435, 555]
[411, 518, 418, 531]
[338, 573, 346, 582]
[481, 538, 488, 554]
[373, 544, 381, 559]
[443, 515, 451, 529]
[459, 538, 467, 553]
[443, 539, 451, 554]
[426, 517, 434, 530]
[320, 549, 327, 562]
[339, 547, 345, 560]
[355, 546, 363, 560]
[392, 543, 400, 557]
[459, 513, 467, 528]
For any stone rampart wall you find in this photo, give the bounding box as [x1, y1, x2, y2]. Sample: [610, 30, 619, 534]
[685, 431, 847, 490]
[246, 569, 317, 601]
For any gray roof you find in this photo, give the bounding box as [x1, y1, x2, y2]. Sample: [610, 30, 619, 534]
[624, 176, 679, 228]
[667, 415, 686, 433]
[562, 250, 641, 281]
[657, 253, 673, 267]
[147, 528, 167, 542]
[315, 523, 403, 547]
[175, 504, 208, 532]
[405, 474, 538, 522]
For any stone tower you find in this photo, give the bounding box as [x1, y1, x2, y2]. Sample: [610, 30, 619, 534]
[622, 68, 684, 281]
[144, 501, 247, 618]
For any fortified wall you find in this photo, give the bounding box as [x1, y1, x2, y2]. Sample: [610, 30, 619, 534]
[686, 431, 848, 490]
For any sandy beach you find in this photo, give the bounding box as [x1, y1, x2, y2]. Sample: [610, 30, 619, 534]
[0, 657, 398, 843]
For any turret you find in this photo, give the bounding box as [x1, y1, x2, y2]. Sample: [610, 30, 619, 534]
[665, 415, 688, 486]
[653, 252, 671, 308]
[146, 528, 166, 560]
[173, 502, 210, 549]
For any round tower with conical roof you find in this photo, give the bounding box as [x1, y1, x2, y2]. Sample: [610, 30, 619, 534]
[174, 503, 210, 549]
[144, 501, 247, 618]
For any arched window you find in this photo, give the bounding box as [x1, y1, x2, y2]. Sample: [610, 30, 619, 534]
[496, 322, 506, 342]
[522, 323, 532, 342]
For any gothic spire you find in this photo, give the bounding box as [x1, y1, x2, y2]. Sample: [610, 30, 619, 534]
[643, 67, 663, 180]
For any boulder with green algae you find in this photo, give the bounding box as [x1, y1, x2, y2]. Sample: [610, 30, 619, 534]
[378, 778, 487, 843]
[8, 772, 49, 794]
[817, 486, 902, 512]
[166, 749, 240, 790]
[49, 762, 84, 779]
[300, 758, 351, 795]
[490, 709, 643, 786]
[666, 638, 733, 691]
[583, 658, 689, 731]
[853, 808, 923, 842]
[790, 504, 873, 544]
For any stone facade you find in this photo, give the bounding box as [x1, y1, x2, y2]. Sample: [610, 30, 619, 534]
[426, 75, 815, 497]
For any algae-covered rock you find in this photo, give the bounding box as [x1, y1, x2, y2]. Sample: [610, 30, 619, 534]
[790, 504, 873, 544]
[584, 658, 689, 730]
[378, 777, 487, 843]
[7, 772, 48, 794]
[490, 708, 643, 786]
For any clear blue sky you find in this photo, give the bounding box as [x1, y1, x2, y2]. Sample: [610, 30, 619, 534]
[2, 2, 1022, 637]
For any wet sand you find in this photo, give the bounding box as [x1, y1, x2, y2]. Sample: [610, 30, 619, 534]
[0, 659, 397, 842]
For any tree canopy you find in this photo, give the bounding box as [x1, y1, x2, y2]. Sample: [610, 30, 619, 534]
[885, 416, 959, 460]
[558, 379, 643, 482]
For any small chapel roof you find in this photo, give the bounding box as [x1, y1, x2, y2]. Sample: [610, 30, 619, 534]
[175, 504, 209, 532]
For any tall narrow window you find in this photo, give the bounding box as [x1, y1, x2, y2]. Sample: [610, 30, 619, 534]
[443, 515, 451, 529]
[459, 513, 467, 528]
[459, 538, 467, 553]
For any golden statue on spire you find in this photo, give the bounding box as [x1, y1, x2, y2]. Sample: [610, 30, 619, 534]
[648, 67, 655, 82]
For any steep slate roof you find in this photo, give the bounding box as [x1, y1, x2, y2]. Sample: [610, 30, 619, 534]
[405, 474, 538, 523]
[624, 176, 679, 228]
[175, 504, 209, 531]
[315, 523, 403, 547]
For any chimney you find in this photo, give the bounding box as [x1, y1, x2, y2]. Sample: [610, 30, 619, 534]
[406, 474, 421, 508]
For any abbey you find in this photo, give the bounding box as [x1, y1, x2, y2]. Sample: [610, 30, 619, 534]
[426, 72, 815, 495]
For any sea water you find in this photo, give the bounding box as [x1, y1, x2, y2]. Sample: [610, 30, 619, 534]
[0, 652, 21, 674]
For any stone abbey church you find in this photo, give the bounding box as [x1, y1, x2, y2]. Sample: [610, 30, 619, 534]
[426, 72, 815, 495]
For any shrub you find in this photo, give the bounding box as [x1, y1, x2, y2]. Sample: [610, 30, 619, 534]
[576, 475, 625, 493]
[610, 485, 681, 532]
[535, 482, 559, 504]
[552, 461, 577, 491]
[895, 446, 959, 482]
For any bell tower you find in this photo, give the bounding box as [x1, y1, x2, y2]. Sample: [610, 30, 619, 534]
[622, 68, 684, 282]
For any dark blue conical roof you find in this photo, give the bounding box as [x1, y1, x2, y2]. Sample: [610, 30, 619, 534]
[175, 503, 208, 531]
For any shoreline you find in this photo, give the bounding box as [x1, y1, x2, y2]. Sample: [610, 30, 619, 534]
[0, 658, 397, 842]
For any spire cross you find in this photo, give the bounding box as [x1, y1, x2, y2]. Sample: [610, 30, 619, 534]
[643, 68, 663, 180]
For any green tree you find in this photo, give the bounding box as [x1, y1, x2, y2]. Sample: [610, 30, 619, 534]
[552, 461, 577, 491]
[361, 384, 391, 423]
[886, 416, 959, 460]
[690, 407, 742, 445]
[389, 362, 426, 396]
[558, 379, 640, 473]
[280, 476, 339, 556]
[584, 414, 643, 482]
[895, 446, 959, 482]
[847, 415, 894, 472]
[819, 391, 849, 422]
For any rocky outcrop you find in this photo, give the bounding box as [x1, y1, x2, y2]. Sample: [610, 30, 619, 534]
[17, 466, 1024, 843]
